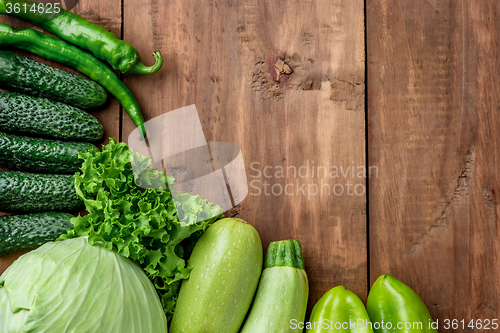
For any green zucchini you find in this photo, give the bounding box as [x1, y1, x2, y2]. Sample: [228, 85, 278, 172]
[170, 218, 263, 333]
[0, 212, 73, 256]
[0, 51, 107, 109]
[240, 239, 309, 333]
[0, 92, 103, 142]
[0, 170, 82, 213]
[0, 131, 95, 174]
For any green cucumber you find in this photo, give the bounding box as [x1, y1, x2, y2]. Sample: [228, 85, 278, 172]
[170, 218, 263, 333]
[0, 92, 103, 142]
[241, 239, 309, 333]
[0, 170, 82, 213]
[0, 131, 96, 174]
[0, 51, 107, 109]
[0, 212, 73, 256]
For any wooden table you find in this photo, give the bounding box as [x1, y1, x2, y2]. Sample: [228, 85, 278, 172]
[1, 0, 499, 330]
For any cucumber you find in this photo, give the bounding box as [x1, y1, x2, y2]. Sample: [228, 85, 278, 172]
[240, 240, 309, 333]
[0, 51, 107, 109]
[0, 212, 73, 256]
[170, 218, 263, 333]
[0, 170, 82, 213]
[0, 92, 103, 142]
[0, 131, 95, 174]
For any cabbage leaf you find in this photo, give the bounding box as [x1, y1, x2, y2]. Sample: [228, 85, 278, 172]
[0, 237, 167, 332]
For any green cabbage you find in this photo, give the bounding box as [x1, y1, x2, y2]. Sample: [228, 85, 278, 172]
[60, 139, 223, 320]
[0, 237, 167, 333]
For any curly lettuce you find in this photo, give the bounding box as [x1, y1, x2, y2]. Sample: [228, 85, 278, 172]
[60, 139, 223, 320]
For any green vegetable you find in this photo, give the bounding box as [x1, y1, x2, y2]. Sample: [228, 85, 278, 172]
[240, 239, 309, 333]
[307, 286, 374, 333]
[0, 92, 103, 141]
[170, 218, 263, 333]
[367, 275, 438, 333]
[0, 237, 167, 332]
[60, 138, 223, 319]
[0, 0, 162, 74]
[0, 131, 96, 174]
[0, 50, 107, 109]
[0, 23, 147, 139]
[0, 170, 83, 213]
[0, 212, 72, 256]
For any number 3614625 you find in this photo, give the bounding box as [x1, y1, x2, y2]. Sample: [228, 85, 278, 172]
[6, 2, 61, 14]
[443, 319, 498, 330]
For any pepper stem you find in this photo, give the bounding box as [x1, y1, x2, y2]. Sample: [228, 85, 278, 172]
[125, 50, 163, 75]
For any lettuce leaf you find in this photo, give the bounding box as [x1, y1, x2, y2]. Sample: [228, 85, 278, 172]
[60, 139, 223, 320]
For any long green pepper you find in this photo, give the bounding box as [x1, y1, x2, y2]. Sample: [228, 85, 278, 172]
[0, 23, 147, 139]
[0, 0, 163, 74]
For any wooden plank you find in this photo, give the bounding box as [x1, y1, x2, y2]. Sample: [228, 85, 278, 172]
[367, 0, 500, 328]
[123, 0, 366, 311]
[0, 0, 122, 274]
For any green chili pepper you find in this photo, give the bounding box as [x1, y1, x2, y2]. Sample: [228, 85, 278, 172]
[0, 0, 162, 74]
[367, 275, 438, 333]
[307, 285, 374, 333]
[0, 23, 147, 139]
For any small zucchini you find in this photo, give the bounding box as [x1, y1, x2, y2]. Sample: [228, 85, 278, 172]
[240, 239, 309, 333]
[307, 286, 374, 332]
[0, 170, 83, 213]
[0, 131, 96, 174]
[0, 92, 103, 142]
[170, 218, 263, 333]
[0, 212, 73, 256]
[0, 50, 107, 109]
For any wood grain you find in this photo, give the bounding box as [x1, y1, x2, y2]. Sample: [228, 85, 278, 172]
[1, 0, 496, 326]
[367, 0, 500, 329]
[123, 0, 366, 312]
[0, 0, 122, 273]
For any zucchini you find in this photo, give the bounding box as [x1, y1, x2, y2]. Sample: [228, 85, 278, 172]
[240, 240, 309, 333]
[0, 51, 107, 109]
[0, 170, 82, 213]
[0, 92, 103, 142]
[0, 212, 73, 256]
[170, 218, 263, 333]
[0, 131, 96, 174]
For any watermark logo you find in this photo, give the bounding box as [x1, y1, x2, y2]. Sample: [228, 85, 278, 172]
[249, 161, 378, 199]
[291, 319, 427, 331]
[128, 105, 248, 223]
[127, 106, 376, 223]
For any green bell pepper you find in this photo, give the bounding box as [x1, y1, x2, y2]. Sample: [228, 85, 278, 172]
[307, 285, 374, 333]
[367, 275, 438, 333]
